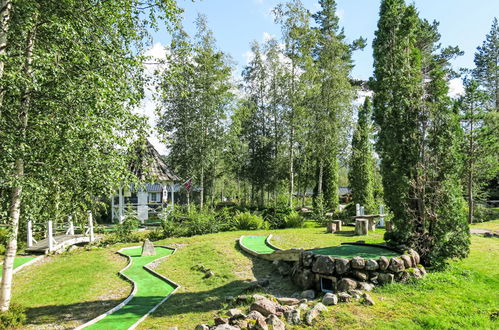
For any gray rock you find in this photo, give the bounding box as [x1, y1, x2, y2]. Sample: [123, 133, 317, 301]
[204, 270, 215, 278]
[194, 325, 209, 330]
[305, 309, 320, 326]
[313, 303, 328, 312]
[409, 249, 420, 265]
[337, 278, 357, 292]
[351, 256, 366, 269]
[248, 310, 266, 322]
[273, 260, 292, 276]
[253, 317, 268, 330]
[297, 303, 308, 311]
[141, 239, 156, 256]
[389, 258, 405, 272]
[291, 267, 315, 290]
[378, 256, 389, 271]
[410, 268, 422, 278]
[301, 289, 315, 300]
[395, 270, 410, 283]
[266, 314, 285, 330]
[418, 265, 427, 276]
[312, 255, 336, 275]
[214, 317, 228, 325]
[335, 258, 350, 274]
[301, 251, 315, 267]
[362, 292, 375, 306]
[252, 294, 267, 301]
[212, 325, 239, 330]
[357, 282, 374, 291]
[400, 254, 413, 268]
[378, 273, 394, 285]
[284, 309, 301, 325]
[227, 308, 242, 317]
[348, 289, 362, 300]
[369, 272, 379, 283]
[277, 297, 300, 306]
[338, 292, 352, 302]
[365, 259, 379, 271]
[251, 298, 278, 317]
[322, 292, 338, 306]
[353, 270, 369, 281]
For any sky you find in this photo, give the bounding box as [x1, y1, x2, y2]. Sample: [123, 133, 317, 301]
[142, 0, 499, 153]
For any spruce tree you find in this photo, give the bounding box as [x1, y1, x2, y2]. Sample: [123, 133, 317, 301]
[349, 97, 375, 212]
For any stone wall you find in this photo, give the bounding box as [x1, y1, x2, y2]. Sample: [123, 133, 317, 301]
[290, 247, 426, 292]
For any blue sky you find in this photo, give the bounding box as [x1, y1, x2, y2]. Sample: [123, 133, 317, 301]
[150, 0, 499, 80]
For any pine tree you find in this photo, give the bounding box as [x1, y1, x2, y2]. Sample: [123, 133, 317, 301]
[349, 97, 375, 212]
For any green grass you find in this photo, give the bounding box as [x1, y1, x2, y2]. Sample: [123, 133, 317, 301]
[471, 219, 499, 232]
[0, 256, 37, 277]
[240, 236, 276, 254]
[87, 246, 175, 330]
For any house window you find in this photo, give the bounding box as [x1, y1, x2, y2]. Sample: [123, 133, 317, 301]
[149, 192, 159, 202]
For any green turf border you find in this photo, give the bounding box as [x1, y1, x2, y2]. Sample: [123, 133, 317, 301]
[0, 255, 43, 278]
[239, 235, 278, 255]
[76, 245, 179, 330]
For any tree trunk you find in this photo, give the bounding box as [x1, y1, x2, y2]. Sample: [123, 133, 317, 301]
[200, 166, 204, 209]
[0, 14, 37, 311]
[0, 0, 12, 113]
[468, 114, 475, 224]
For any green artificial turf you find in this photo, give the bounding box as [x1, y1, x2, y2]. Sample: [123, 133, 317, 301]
[240, 236, 276, 254]
[312, 244, 400, 258]
[87, 246, 175, 330]
[0, 256, 37, 277]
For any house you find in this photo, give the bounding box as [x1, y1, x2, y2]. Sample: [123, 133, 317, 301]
[111, 139, 180, 223]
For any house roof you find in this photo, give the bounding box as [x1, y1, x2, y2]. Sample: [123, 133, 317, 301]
[129, 139, 180, 183]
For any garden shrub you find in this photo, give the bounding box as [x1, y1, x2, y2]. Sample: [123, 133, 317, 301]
[473, 203, 494, 223]
[284, 211, 304, 228]
[235, 212, 266, 230]
[115, 217, 140, 241]
[261, 207, 293, 229]
[0, 304, 26, 329]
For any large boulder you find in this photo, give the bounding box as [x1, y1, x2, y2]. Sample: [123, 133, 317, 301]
[284, 309, 301, 325]
[292, 267, 315, 290]
[378, 273, 394, 285]
[335, 258, 350, 275]
[322, 292, 338, 306]
[277, 297, 300, 306]
[365, 259, 379, 271]
[389, 258, 405, 272]
[400, 255, 413, 268]
[266, 314, 285, 330]
[251, 298, 278, 317]
[312, 255, 335, 275]
[351, 257, 366, 269]
[301, 251, 315, 267]
[353, 270, 368, 282]
[301, 289, 316, 300]
[378, 256, 389, 271]
[337, 278, 358, 292]
[362, 292, 375, 306]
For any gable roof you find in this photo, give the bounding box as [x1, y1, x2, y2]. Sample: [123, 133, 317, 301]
[129, 139, 180, 183]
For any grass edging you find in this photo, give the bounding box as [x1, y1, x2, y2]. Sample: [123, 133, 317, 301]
[75, 245, 180, 330]
[265, 234, 282, 251]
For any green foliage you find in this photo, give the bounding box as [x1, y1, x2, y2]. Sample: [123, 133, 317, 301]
[234, 212, 266, 230]
[0, 303, 26, 328]
[284, 211, 305, 228]
[261, 207, 293, 229]
[115, 217, 140, 240]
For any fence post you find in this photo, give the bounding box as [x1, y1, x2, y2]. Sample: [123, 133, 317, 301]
[27, 220, 33, 247]
[360, 206, 365, 216]
[68, 216, 74, 236]
[379, 205, 385, 227]
[88, 210, 94, 242]
[356, 203, 360, 216]
[47, 220, 53, 252]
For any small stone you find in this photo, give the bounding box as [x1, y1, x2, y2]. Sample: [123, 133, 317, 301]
[337, 278, 358, 292]
[378, 256, 389, 271]
[401, 254, 413, 268]
[227, 308, 242, 317]
[313, 302, 328, 312]
[348, 289, 362, 300]
[277, 297, 300, 306]
[409, 249, 420, 265]
[312, 255, 336, 275]
[194, 325, 209, 330]
[395, 270, 410, 283]
[370, 272, 379, 283]
[362, 292, 375, 306]
[322, 292, 338, 306]
[214, 317, 228, 325]
[389, 258, 405, 272]
[251, 298, 278, 317]
[358, 282, 375, 291]
[301, 289, 315, 300]
[411, 268, 422, 278]
[418, 265, 427, 276]
[351, 256, 366, 269]
[353, 270, 369, 281]
[297, 303, 308, 311]
[266, 314, 285, 330]
[204, 270, 215, 278]
[284, 309, 301, 325]
[378, 273, 394, 285]
[141, 239, 156, 256]
[301, 251, 315, 267]
[230, 318, 248, 328]
[338, 292, 352, 302]
[365, 259, 379, 271]
[305, 309, 320, 325]
[212, 325, 239, 330]
[254, 317, 269, 330]
[248, 310, 265, 321]
[335, 258, 350, 274]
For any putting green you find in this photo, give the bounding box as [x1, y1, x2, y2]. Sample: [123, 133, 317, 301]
[0, 256, 37, 277]
[240, 236, 276, 254]
[312, 244, 399, 258]
[86, 246, 175, 330]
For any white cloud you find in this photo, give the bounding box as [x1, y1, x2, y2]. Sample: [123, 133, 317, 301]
[336, 9, 345, 20]
[144, 42, 167, 60]
[448, 78, 464, 98]
[262, 31, 275, 42]
[354, 90, 373, 106]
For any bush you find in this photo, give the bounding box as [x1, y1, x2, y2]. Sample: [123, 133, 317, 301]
[0, 304, 26, 328]
[473, 203, 494, 223]
[235, 212, 266, 230]
[261, 207, 293, 229]
[114, 217, 140, 242]
[284, 211, 304, 228]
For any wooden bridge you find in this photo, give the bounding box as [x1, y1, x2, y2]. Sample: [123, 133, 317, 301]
[25, 211, 95, 254]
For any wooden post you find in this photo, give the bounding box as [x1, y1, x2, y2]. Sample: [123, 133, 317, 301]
[360, 206, 365, 216]
[87, 211, 94, 242]
[355, 203, 360, 216]
[326, 222, 336, 233]
[68, 216, 74, 236]
[368, 218, 376, 231]
[118, 186, 124, 224]
[378, 205, 385, 227]
[355, 218, 368, 236]
[27, 220, 33, 247]
[111, 193, 115, 222]
[47, 220, 53, 252]
[332, 220, 342, 231]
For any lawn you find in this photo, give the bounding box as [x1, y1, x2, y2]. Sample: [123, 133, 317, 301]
[8, 225, 499, 329]
[471, 219, 499, 232]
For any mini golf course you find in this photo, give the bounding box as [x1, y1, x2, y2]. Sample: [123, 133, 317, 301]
[239, 236, 276, 254]
[0, 256, 39, 277]
[82, 246, 177, 330]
